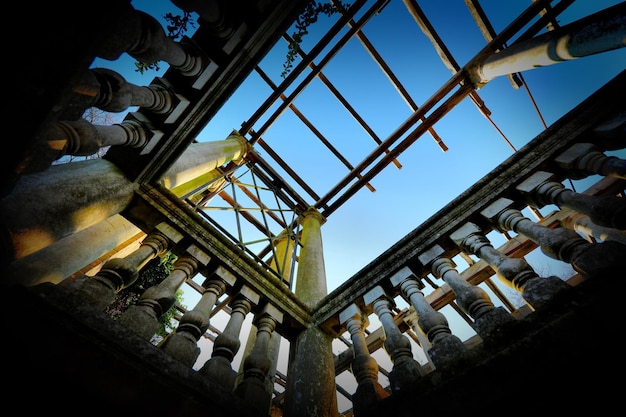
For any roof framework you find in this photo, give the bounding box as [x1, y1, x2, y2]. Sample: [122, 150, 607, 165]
[184, 0, 577, 283]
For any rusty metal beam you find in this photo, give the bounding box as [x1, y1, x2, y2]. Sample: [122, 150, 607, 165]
[254, 65, 377, 193]
[240, 0, 370, 138]
[402, 0, 493, 117]
[343, 6, 449, 152]
[283, 32, 404, 169]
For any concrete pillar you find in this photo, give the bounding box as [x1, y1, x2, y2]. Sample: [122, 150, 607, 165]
[0, 158, 138, 263]
[293, 208, 327, 307]
[284, 207, 338, 417]
[170, 168, 226, 200]
[160, 130, 249, 190]
[0, 132, 251, 266]
[4, 214, 142, 287]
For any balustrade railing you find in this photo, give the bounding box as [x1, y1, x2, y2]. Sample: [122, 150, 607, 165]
[57, 134, 622, 415]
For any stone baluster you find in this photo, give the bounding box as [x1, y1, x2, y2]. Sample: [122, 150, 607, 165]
[517, 171, 625, 229]
[67, 68, 181, 120]
[90, 69, 172, 113]
[482, 197, 625, 278]
[234, 303, 283, 414]
[118, 245, 211, 340]
[364, 285, 422, 392]
[159, 265, 237, 366]
[419, 245, 517, 342]
[389, 267, 467, 367]
[171, 0, 239, 40]
[88, 70, 189, 125]
[561, 212, 626, 245]
[554, 142, 626, 180]
[45, 113, 161, 162]
[338, 303, 389, 415]
[199, 285, 259, 390]
[97, 8, 202, 78]
[450, 222, 570, 310]
[66, 222, 182, 310]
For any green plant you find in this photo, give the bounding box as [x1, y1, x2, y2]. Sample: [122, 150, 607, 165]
[104, 252, 185, 338]
[135, 11, 197, 74]
[281, 1, 351, 78]
[133, 1, 351, 78]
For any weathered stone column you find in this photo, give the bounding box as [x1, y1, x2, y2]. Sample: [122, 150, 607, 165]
[0, 132, 250, 266]
[199, 285, 259, 390]
[118, 245, 210, 340]
[160, 130, 250, 191]
[159, 265, 236, 366]
[0, 158, 138, 263]
[268, 229, 297, 286]
[339, 303, 389, 415]
[419, 244, 517, 342]
[5, 214, 142, 287]
[284, 207, 338, 417]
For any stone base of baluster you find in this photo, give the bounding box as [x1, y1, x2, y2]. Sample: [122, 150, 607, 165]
[473, 306, 519, 343]
[352, 381, 390, 416]
[72, 276, 118, 310]
[198, 356, 238, 390]
[427, 335, 468, 369]
[158, 331, 201, 367]
[388, 356, 423, 392]
[118, 304, 162, 340]
[572, 240, 626, 278]
[522, 275, 572, 310]
[233, 375, 272, 415]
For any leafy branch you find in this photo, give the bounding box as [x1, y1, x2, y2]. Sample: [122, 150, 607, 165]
[134, 1, 351, 78]
[135, 11, 197, 74]
[105, 252, 184, 339]
[281, 1, 351, 78]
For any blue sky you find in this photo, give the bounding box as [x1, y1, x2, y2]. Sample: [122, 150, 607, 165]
[97, 0, 625, 294]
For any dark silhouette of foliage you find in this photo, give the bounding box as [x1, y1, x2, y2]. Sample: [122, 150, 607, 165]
[135, 11, 197, 74]
[134, 1, 351, 78]
[281, 1, 351, 78]
[104, 252, 184, 338]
